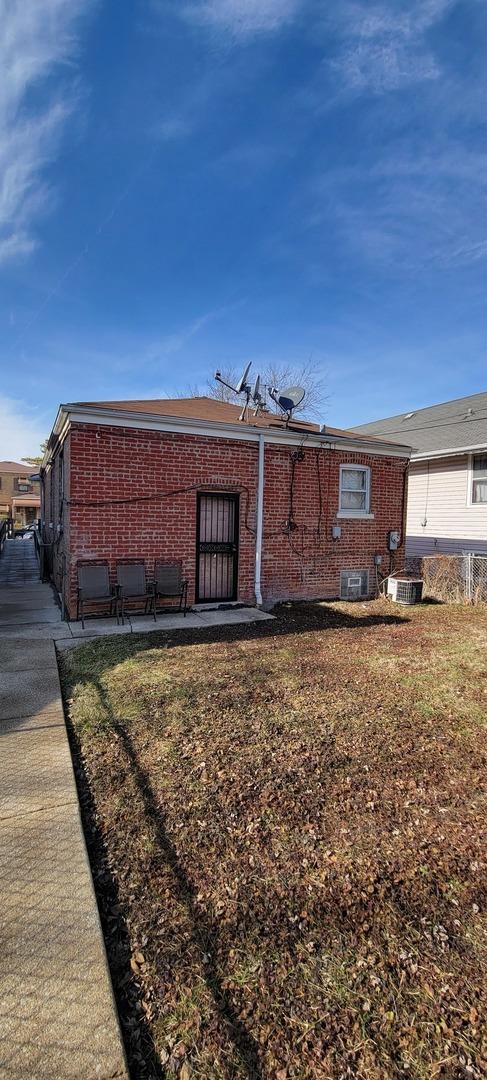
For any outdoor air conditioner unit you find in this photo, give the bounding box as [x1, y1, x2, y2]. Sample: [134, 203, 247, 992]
[387, 575, 423, 606]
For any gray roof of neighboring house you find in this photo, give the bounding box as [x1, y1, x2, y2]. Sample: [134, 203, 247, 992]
[0, 461, 35, 474]
[353, 391, 487, 457]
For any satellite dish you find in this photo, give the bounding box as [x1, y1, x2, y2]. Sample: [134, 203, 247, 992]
[278, 386, 305, 412]
[235, 362, 252, 394]
[250, 373, 265, 415]
[268, 384, 306, 420]
[251, 373, 263, 402]
[214, 361, 266, 421]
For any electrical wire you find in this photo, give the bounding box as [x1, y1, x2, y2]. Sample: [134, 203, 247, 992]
[64, 482, 257, 537]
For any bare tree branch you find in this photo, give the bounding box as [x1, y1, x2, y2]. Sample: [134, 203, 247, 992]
[205, 361, 328, 418]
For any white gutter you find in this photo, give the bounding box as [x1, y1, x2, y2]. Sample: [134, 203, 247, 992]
[412, 441, 487, 462]
[254, 433, 265, 607]
[40, 403, 412, 466]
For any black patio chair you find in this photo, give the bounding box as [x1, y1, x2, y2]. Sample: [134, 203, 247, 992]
[116, 561, 156, 623]
[154, 560, 189, 617]
[77, 562, 121, 629]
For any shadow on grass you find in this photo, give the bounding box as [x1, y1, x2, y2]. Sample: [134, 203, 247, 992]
[97, 676, 263, 1078]
[66, 716, 165, 1079]
[61, 602, 410, 1077]
[66, 600, 410, 675]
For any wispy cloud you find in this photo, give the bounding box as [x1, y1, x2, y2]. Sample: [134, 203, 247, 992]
[153, 115, 193, 141]
[180, 0, 303, 40]
[0, 0, 91, 267]
[144, 308, 228, 361]
[0, 396, 49, 459]
[290, 2, 487, 274]
[306, 140, 487, 273]
[328, 0, 453, 94]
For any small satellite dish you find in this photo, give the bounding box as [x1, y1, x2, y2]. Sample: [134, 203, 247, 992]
[278, 386, 305, 412]
[235, 362, 252, 394]
[268, 384, 306, 420]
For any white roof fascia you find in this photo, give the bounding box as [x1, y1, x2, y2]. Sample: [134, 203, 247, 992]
[411, 442, 487, 462]
[43, 404, 411, 462]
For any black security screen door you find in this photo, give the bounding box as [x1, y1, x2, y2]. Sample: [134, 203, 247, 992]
[196, 493, 239, 602]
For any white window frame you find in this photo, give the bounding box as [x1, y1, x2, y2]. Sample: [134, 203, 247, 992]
[337, 464, 373, 519]
[467, 452, 487, 507]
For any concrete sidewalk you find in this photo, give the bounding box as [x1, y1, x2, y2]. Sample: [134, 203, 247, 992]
[0, 542, 127, 1078]
[0, 539, 274, 1076]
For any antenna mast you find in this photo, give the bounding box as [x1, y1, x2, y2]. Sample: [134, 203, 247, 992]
[214, 363, 265, 421]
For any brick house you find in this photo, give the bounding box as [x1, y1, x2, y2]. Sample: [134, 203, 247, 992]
[0, 461, 40, 526]
[40, 397, 411, 619]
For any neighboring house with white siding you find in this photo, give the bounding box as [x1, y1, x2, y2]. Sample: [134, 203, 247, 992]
[353, 392, 487, 557]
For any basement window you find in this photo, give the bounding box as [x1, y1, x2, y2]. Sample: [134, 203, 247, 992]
[340, 570, 369, 600]
[338, 465, 372, 517]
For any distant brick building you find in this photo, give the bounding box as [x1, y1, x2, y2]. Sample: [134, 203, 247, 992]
[0, 461, 40, 526]
[40, 398, 411, 619]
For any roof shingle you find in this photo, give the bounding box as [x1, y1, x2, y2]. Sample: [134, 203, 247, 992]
[0, 461, 36, 474]
[353, 391, 487, 455]
[74, 396, 407, 447]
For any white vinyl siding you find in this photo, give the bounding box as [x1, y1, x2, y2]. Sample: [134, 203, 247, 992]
[406, 454, 487, 557]
[471, 454, 487, 504]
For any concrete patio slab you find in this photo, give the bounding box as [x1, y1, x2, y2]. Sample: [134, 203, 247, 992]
[68, 618, 134, 638]
[198, 607, 275, 625]
[59, 606, 275, 648]
[129, 612, 205, 632]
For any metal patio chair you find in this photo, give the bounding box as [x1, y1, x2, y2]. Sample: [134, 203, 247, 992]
[77, 562, 121, 629]
[154, 560, 189, 617]
[116, 561, 156, 623]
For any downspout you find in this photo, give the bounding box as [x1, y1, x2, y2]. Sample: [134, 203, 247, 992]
[254, 432, 265, 607]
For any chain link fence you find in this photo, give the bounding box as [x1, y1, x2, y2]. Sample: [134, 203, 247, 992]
[408, 554, 487, 604]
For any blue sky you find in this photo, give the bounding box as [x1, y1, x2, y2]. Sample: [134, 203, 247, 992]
[1, 0, 487, 457]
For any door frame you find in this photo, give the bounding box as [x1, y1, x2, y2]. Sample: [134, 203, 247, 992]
[195, 491, 239, 603]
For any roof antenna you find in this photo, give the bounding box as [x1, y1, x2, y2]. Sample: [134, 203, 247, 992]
[214, 363, 265, 421]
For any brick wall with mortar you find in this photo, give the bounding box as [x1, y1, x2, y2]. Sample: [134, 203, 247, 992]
[45, 422, 408, 618]
[41, 434, 71, 599]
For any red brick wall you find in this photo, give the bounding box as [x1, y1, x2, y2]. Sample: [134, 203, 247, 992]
[41, 434, 70, 600]
[262, 443, 407, 601]
[47, 422, 407, 618]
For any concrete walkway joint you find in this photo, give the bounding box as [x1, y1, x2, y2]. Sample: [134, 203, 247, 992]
[0, 539, 128, 1079]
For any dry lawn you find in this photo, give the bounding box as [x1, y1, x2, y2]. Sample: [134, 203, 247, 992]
[60, 600, 487, 1080]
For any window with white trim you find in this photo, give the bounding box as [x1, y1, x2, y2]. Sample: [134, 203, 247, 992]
[339, 465, 371, 516]
[471, 454, 487, 504]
